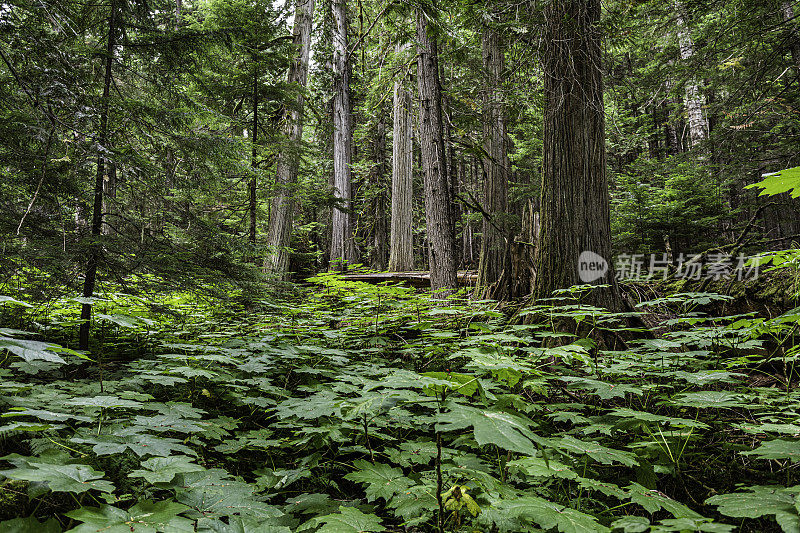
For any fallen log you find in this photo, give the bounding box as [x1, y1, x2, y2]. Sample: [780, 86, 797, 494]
[339, 271, 477, 288]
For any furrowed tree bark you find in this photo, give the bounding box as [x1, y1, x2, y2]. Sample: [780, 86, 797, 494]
[476, 19, 509, 295]
[675, 1, 708, 150]
[263, 0, 315, 277]
[372, 113, 388, 270]
[330, 0, 355, 270]
[416, 6, 457, 294]
[389, 42, 414, 272]
[80, 0, 117, 350]
[532, 0, 619, 310]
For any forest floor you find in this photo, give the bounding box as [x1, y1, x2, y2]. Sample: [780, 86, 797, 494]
[1, 271, 800, 532]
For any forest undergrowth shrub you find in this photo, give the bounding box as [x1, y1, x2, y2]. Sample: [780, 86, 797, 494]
[0, 275, 799, 531]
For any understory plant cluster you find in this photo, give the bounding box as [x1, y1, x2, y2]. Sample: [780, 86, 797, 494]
[1, 274, 800, 532]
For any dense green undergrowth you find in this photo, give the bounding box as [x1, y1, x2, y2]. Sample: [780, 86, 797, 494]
[2, 271, 800, 532]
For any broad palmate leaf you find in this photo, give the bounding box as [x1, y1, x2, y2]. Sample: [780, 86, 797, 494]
[436, 403, 542, 454]
[129, 455, 205, 484]
[0, 517, 61, 533]
[65, 500, 192, 533]
[1, 454, 114, 494]
[742, 439, 800, 462]
[706, 485, 800, 532]
[309, 506, 385, 533]
[480, 496, 610, 533]
[343, 460, 413, 502]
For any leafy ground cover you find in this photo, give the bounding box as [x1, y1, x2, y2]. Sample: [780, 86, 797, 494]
[1, 274, 800, 532]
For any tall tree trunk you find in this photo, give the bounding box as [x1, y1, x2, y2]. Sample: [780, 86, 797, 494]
[330, 0, 354, 269]
[372, 114, 388, 270]
[416, 6, 457, 294]
[648, 105, 661, 159]
[675, 1, 708, 149]
[532, 0, 619, 309]
[389, 42, 414, 272]
[263, 0, 315, 276]
[461, 159, 474, 266]
[80, 0, 117, 350]
[249, 62, 258, 246]
[476, 20, 509, 294]
[101, 162, 116, 236]
[783, 1, 800, 72]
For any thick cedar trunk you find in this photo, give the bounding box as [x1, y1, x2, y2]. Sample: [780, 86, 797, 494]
[675, 2, 708, 149]
[263, 0, 315, 276]
[330, 0, 355, 269]
[476, 22, 509, 293]
[80, 0, 117, 350]
[372, 114, 388, 270]
[416, 7, 457, 294]
[249, 63, 258, 245]
[533, 0, 619, 309]
[389, 42, 414, 272]
[442, 95, 455, 224]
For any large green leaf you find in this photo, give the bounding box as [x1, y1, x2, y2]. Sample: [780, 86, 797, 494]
[559, 376, 643, 399]
[196, 518, 291, 533]
[671, 371, 743, 386]
[0, 296, 33, 308]
[309, 506, 385, 533]
[436, 404, 542, 454]
[610, 516, 650, 533]
[747, 167, 800, 198]
[506, 456, 578, 479]
[72, 429, 196, 457]
[274, 390, 341, 419]
[626, 483, 702, 518]
[67, 395, 144, 409]
[609, 408, 709, 429]
[343, 460, 413, 502]
[0, 454, 114, 494]
[670, 391, 746, 408]
[339, 391, 405, 419]
[481, 496, 610, 533]
[132, 414, 204, 433]
[549, 436, 638, 466]
[95, 313, 155, 328]
[388, 484, 437, 524]
[742, 439, 800, 462]
[129, 455, 205, 484]
[65, 500, 192, 533]
[650, 518, 734, 532]
[174, 469, 282, 519]
[3, 407, 92, 423]
[385, 440, 438, 467]
[422, 371, 482, 397]
[255, 468, 310, 491]
[0, 338, 66, 364]
[0, 517, 61, 533]
[706, 485, 800, 532]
